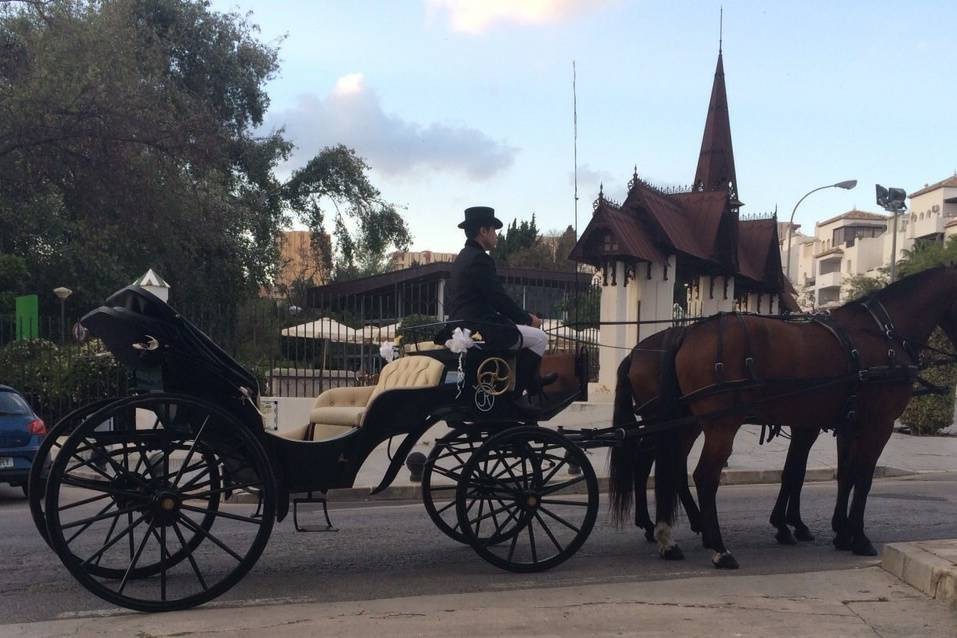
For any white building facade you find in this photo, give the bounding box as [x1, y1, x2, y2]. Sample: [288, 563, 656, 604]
[780, 175, 957, 309]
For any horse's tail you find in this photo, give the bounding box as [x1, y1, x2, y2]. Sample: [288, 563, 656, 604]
[652, 327, 689, 527]
[609, 352, 637, 525]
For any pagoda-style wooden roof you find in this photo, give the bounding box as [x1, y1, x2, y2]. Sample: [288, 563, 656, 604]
[570, 49, 789, 295]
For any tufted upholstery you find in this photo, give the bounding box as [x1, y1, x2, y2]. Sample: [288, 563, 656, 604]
[304, 356, 445, 433]
[369, 355, 445, 402]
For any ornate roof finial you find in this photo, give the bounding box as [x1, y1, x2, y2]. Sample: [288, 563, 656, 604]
[593, 182, 604, 213]
[719, 6, 723, 54]
[628, 165, 640, 192]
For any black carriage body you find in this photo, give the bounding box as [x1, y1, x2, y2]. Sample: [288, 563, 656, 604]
[79, 286, 576, 496]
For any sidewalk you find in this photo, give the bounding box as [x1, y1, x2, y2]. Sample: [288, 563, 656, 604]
[4, 566, 954, 637]
[343, 402, 957, 496]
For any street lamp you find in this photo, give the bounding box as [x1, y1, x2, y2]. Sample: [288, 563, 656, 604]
[875, 184, 908, 282]
[52, 287, 72, 344]
[785, 180, 858, 281]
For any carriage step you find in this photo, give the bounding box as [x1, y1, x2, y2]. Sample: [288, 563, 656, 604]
[292, 492, 338, 532]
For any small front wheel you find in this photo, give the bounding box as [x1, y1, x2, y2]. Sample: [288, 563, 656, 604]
[456, 427, 598, 573]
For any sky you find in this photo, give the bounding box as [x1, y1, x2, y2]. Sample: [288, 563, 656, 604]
[210, 0, 957, 252]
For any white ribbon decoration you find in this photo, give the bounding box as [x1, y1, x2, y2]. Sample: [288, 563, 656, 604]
[379, 341, 398, 362]
[445, 327, 477, 354]
[444, 327, 477, 398]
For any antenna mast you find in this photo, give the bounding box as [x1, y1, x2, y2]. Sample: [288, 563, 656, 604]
[573, 60, 579, 237]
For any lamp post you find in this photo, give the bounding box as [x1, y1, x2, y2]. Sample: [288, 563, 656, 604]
[52, 287, 72, 344]
[785, 180, 858, 281]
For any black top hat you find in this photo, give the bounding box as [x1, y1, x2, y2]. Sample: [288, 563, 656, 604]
[458, 206, 504, 229]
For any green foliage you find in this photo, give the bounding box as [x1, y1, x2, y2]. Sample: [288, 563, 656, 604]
[0, 337, 126, 424]
[844, 270, 888, 301]
[491, 219, 578, 271]
[899, 330, 957, 435]
[893, 237, 957, 435]
[286, 145, 411, 281]
[0, 1, 410, 310]
[897, 236, 957, 279]
[0, 253, 29, 312]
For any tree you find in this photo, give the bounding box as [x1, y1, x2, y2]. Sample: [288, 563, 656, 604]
[491, 217, 579, 272]
[0, 1, 409, 313]
[284, 145, 411, 281]
[844, 270, 888, 301]
[894, 236, 957, 435]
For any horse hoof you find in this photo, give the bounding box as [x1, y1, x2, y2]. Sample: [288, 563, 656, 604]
[644, 528, 656, 543]
[660, 545, 685, 561]
[852, 539, 879, 557]
[833, 535, 852, 551]
[793, 526, 815, 542]
[712, 551, 739, 569]
[775, 527, 797, 545]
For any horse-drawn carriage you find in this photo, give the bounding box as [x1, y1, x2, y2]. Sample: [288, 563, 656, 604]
[29, 266, 957, 612]
[29, 285, 601, 612]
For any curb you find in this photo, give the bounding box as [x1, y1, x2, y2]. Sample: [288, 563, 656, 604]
[881, 541, 957, 608]
[226, 465, 914, 504]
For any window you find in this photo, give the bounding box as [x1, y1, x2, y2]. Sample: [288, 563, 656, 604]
[602, 232, 619, 253]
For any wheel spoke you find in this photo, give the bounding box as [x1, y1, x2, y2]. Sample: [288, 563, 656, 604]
[537, 505, 581, 534]
[539, 475, 586, 496]
[61, 503, 142, 530]
[57, 491, 112, 512]
[527, 514, 538, 563]
[172, 521, 208, 591]
[60, 476, 146, 500]
[178, 515, 244, 562]
[538, 498, 589, 507]
[534, 511, 564, 553]
[80, 513, 147, 567]
[180, 503, 262, 525]
[118, 522, 155, 595]
[185, 480, 259, 500]
[173, 416, 210, 487]
[65, 500, 117, 544]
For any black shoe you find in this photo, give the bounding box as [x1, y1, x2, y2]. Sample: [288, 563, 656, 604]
[541, 372, 558, 387]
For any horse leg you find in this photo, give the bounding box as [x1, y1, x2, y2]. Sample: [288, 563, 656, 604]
[693, 422, 739, 569]
[769, 426, 820, 544]
[633, 445, 656, 542]
[847, 420, 894, 556]
[678, 425, 702, 534]
[831, 431, 855, 550]
[653, 426, 687, 561]
[785, 427, 821, 542]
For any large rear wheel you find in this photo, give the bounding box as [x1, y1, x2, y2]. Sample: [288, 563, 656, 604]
[29, 399, 117, 545]
[44, 394, 275, 612]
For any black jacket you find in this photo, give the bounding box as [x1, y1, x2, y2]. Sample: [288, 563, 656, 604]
[444, 239, 531, 349]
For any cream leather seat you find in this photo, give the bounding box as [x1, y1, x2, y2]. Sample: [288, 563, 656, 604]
[285, 355, 445, 441]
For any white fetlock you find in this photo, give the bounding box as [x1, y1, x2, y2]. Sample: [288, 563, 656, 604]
[655, 522, 673, 555]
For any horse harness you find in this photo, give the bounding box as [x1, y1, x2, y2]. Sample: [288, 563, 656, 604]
[675, 299, 951, 439]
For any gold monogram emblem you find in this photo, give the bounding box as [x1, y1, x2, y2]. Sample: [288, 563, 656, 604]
[475, 357, 512, 396]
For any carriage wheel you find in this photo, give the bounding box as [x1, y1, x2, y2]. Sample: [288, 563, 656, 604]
[422, 428, 485, 543]
[44, 394, 275, 612]
[31, 398, 223, 583]
[456, 427, 598, 573]
[30, 399, 116, 545]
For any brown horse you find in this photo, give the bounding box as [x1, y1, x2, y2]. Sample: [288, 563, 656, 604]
[612, 329, 823, 548]
[612, 266, 957, 568]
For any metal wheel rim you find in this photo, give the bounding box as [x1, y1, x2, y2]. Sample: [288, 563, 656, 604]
[44, 394, 275, 612]
[456, 427, 598, 573]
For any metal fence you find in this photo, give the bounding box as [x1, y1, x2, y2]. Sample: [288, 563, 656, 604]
[0, 273, 602, 425]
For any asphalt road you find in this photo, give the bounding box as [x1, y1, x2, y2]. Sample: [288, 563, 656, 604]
[1, 473, 955, 624]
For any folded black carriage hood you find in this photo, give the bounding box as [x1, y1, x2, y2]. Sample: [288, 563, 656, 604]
[80, 285, 259, 398]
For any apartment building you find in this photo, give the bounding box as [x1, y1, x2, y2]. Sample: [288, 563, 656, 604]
[388, 250, 456, 271]
[781, 175, 957, 309]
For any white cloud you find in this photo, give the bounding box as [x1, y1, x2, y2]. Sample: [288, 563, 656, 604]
[268, 74, 517, 179]
[426, 0, 617, 34]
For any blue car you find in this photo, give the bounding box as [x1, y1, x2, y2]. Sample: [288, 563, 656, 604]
[0, 385, 46, 496]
